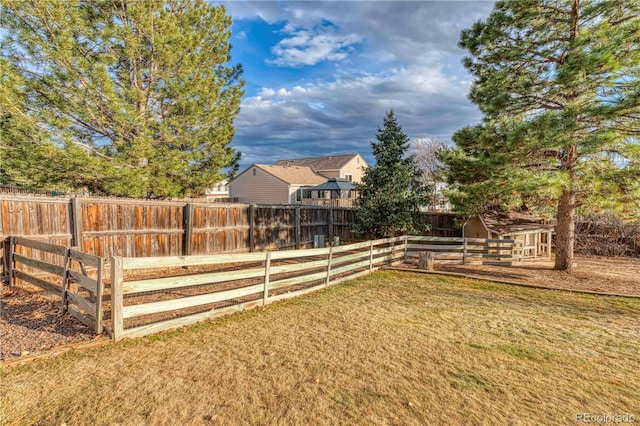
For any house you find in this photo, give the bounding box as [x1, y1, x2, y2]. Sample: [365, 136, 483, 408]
[204, 179, 230, 200]
[228, 164, 327, 204]
[229, 154, 369, 205]
[272, 153, 368, 183]
[463, 211, 555, 259]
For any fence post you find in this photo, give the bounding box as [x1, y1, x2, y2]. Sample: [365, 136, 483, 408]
[60, 247, 71, 314]
[403, 235, 408, 261]
[1, 238, 8, 284]
[263, 252, 271, 306]
[328, 207, 334, 241]
[294, 206, 301, 249]
[249, 204, 255, 253]
[369, 240, 374, 272]
[183, 203, 194, 256]
[463, 237, 468, 265]
[95, 256, 105, 335]
[325, 245, 334, 286]
[110, 256, 124, 341]
[70, 196, 83, 248]
[7, 236, 15, 287]
[547, 230, 552, 260]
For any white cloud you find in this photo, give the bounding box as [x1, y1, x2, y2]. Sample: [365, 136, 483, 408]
[222, 1, 495, 168]
[267, 26, 362, 67]
[234, 62, 482, 167]
[226, 1, 495, 64]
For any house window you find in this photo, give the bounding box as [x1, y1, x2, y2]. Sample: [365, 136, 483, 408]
[344, 174, 353, 182]
[296, 188, 303, 202]
[318, 191, 326, 199]
[253, 168, 257, 176]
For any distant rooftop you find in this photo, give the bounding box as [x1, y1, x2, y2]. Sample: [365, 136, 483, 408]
[273, 153, 363, 171]
[253, 164, 327, 185]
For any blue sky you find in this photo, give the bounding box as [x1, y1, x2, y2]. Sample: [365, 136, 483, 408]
[219, 1, 495, 171]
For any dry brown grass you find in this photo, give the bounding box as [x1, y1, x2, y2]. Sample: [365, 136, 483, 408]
[1, 271, 639, 425]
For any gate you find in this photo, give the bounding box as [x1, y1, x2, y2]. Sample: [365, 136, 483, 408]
[6, 237, 105, 334]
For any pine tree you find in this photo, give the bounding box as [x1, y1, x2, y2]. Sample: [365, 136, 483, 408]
[1, 0, 244, 197]
[0, 57, 99, 191]
[354, 111, 431, 239]
[442, 0, 640, 271]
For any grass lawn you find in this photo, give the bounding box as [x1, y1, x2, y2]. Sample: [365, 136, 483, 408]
[2, 271, 639, 425]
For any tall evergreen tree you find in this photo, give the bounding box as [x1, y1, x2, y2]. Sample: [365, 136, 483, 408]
[1, 0, 244, 197]
[354, 111, 430, 239]
[1, 56, 102, 191]
[442, 0, 640, 271]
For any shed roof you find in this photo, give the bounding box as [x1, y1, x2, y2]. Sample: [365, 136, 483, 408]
[479, 211, 555, 235]
[273, 153, 363, 171]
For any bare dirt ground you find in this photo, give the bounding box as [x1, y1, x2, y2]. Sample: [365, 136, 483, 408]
[0, 285, 95, 360]
[431, 255, 640, 296]
[1, 254, 638, 362]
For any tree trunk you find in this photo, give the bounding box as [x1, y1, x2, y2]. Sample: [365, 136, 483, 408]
[418, 251, 435, 271]
[554, 189, 576, 271]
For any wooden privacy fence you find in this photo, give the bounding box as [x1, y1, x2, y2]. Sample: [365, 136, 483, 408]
[6, 237, 105, 333]
[108, 237, 406, 341]
[0, 196, 356, 263]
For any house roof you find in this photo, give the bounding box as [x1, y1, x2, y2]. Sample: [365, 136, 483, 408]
[309, 178, 356, 192]
[478, 211, 556, 235]
[253, 164, 327, 185]
[272, 153, 363, 171]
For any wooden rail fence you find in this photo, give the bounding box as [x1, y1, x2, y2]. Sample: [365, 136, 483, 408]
[405, 236, 523, 265]
[108, 237, 406, 340]
[7, 237, 105, 333]
[6, 233, 522, 340]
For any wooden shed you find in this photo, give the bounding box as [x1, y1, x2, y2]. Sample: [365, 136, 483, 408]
[463, 211, 555, 259]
